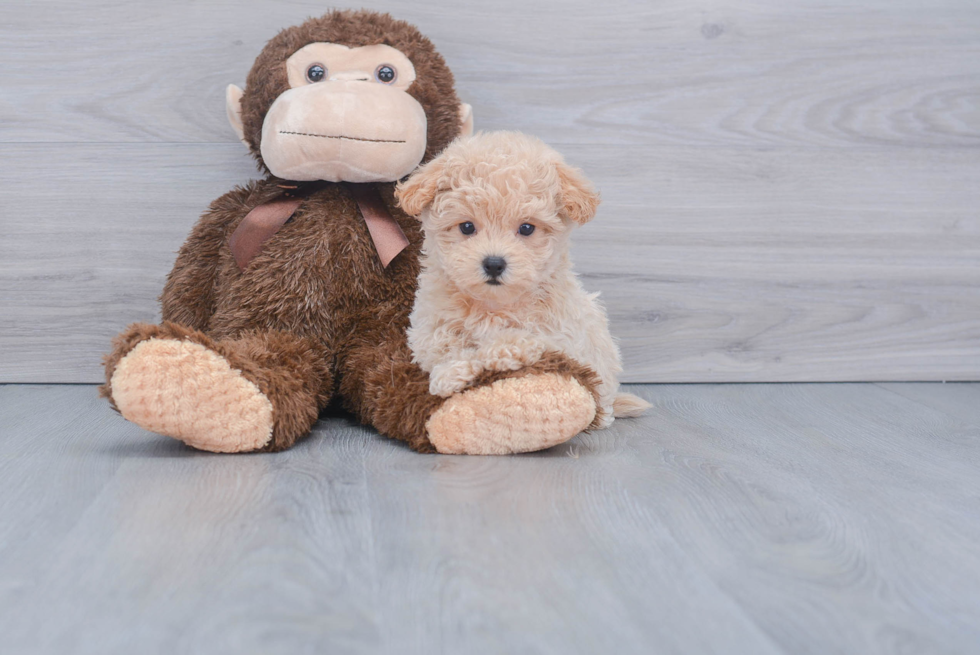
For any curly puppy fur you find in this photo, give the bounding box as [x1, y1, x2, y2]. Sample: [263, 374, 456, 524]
[396, 131, 650, 426]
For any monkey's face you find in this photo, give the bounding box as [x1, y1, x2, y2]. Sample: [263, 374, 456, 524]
[233, 43, 429, 183]
[262, 43, 427, 183]
[228, 11, 473, 182]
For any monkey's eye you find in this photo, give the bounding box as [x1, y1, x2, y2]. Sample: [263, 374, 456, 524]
[459, 221, 476, 235]
[518, 223, 535, 236]
[375, 64, 396, 84]
[306, 64, 326, 83]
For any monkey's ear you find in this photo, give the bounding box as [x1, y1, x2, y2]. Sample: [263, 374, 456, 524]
[226, 84, 246, 144]
[459, 103, 474, 138]
[395, 158, 447, 218]
[556, 160, 600, 225]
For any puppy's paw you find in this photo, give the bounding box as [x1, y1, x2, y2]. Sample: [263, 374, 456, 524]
[429, 360, 480, 397]
[481, 339, 548, 372]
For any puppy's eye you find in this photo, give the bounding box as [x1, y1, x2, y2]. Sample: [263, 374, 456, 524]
[518, 223, 535, 236]
[375, 64, 396, 84]
[307, 64, 326, 83]
[459, 221, 476, 235]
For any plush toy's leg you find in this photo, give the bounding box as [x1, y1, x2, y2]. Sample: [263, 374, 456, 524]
[424, 352, 603, 455]
[338, 336, 445, 453]
[101, 322, 333, 453]
[339, 335, 602, 455]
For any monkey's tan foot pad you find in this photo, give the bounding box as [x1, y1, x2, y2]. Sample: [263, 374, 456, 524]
[426, 373, 596, 455]
[109, 338, 274, 453]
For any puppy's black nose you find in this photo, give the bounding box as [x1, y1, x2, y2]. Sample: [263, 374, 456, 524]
[482, 256, 507, 279]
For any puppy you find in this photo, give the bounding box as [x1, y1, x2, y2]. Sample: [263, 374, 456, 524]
[395, 131, 650, 427]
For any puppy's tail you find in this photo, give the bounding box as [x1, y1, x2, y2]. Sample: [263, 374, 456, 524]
[613, 392, 652, 418]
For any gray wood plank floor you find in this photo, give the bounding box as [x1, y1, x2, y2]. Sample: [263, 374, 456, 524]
[2, 383, 978, 654]
[2, 1, 978, 383]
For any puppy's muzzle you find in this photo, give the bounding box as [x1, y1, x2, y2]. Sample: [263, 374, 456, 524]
[482, 256, 506, 285]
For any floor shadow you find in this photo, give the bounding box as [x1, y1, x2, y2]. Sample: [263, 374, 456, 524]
[99, 435, 253, 459]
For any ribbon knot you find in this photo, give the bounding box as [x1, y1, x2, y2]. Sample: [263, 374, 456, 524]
[229, 182, 409, 271]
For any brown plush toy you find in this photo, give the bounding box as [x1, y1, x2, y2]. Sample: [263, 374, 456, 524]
[101, 10, 602, 455]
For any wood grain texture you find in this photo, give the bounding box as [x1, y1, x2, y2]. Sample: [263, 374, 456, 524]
[614, 382, 980, 654]
[2, 382, 979, 654]
[1, 1, 978, 148]
[1, 143, 977, 382]
[876, 382, 980, 425]
[1, 0, 979, 382]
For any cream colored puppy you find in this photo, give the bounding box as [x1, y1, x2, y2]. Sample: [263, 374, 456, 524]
[395, 131, 650, 427]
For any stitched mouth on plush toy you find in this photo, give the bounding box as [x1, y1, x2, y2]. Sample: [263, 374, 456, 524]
[279, 130, 406, 144]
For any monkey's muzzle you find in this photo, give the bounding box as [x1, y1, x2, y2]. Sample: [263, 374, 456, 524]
[260, 81, 428, 183]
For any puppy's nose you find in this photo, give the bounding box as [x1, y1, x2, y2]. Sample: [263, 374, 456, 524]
[482, 256, 507, 278]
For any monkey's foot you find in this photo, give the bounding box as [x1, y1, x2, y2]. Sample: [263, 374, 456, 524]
[425, 373, 596, 455]
[110, 338, 274, 453]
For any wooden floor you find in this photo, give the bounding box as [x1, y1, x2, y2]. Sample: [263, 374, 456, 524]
[2, 383, 978, 654]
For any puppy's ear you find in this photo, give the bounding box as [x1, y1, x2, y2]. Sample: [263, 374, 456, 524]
[395, 157, 447, 218]
[556, 161, 600, 225]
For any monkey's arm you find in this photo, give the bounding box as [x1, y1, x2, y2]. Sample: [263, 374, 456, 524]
[160, 183, 257, 329]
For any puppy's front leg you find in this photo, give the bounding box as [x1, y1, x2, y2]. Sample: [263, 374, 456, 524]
[429, 350, 483, 397]
[427, 333, 558, 397]
[478, 330, 555, 373]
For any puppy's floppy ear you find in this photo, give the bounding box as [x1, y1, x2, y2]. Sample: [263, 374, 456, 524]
[556, 160, 600, 225]
[395, 157, 447, 218]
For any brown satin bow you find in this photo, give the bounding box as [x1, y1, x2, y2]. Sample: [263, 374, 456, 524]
[229, 182, 409, 271]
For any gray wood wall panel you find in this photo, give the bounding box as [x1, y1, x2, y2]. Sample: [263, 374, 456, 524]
[1, 1, 978, 382]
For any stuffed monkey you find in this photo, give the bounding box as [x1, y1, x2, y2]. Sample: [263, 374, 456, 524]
[101, 10, 602, 455]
